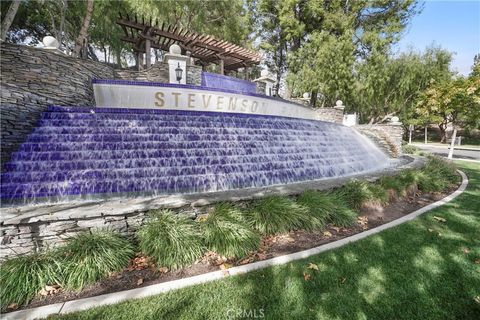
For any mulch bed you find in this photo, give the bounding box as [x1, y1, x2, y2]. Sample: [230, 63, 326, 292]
[9, 181, 461, 312]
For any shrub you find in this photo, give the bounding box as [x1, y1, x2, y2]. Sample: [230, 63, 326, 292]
[0, 251, 62, 309]
[61, 230, 134, 290]
[243, 196, 310, 234]
[201, 203, 260, 258]
[138, 210, 203, 269]
[402, 144, 418, 154]
[416, 156, 459, 192]
[379, 175, 408, 198]
[334, 180, 388, 210]
[297, 190, 336, 229]
[327, 197, 358, 227]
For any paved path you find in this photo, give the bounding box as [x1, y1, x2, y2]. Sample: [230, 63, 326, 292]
[412, 144, 480, 161]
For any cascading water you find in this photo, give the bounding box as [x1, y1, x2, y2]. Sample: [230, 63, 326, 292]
[0, 106, 388, 206]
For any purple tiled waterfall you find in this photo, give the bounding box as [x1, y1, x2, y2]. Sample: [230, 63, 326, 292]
[0, 106, 388, 205]
[201, 72, 257, 94]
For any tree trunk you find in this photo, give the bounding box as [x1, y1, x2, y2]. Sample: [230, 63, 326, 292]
[439, 124, 447, 143]
[58, 0, 68, 48]
[1, 0, 21, 41]
[73, 0, 94, 57]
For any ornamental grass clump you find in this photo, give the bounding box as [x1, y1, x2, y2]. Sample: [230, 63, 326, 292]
[243, 195, 311, 234]
[0, 251, 62, 310]
[334, 180, 389, 211]
[201, 203, 260, 258]
[418, 156, 459, 192]
[327, 196, 358, 227]
[61, 230, 134, 290]
[297, 190, 336, 230]
[138, 210, 204, 270]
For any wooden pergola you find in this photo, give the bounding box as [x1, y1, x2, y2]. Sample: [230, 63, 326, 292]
[117, 14, 261, 75]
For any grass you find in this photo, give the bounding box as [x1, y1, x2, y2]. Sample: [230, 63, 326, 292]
[327, 197, 358, 227]
[333, 180, 388, 211]
[201, 203, 260, 259]
[52, 161, 480, 320]
[243, 195, 311, 234]
[0, 251, 62, 310]
[297, 190, 336, 229]
[61, 230, 134, 290]
[138, 210, 204, 269]
[298, 190, 357, 228]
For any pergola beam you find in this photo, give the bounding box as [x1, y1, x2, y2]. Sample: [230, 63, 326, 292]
[116, 15, 260, 71]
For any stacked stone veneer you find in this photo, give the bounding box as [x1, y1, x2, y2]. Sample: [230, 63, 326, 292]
[0, 210, 149, 260]
[314, 107, 344, 123]
[356, 124, 404, 158]
[0, 43, 202, 165]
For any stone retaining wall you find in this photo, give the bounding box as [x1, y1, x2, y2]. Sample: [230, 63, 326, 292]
[314, 107, 344, 123]
[356, 124, 404, 158]
[0, 43, 201, 165]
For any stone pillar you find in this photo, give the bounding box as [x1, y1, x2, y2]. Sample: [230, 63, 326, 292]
[163, 44, 189, 84]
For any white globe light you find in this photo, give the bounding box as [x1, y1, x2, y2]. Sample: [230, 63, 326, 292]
[260, 69, 269, 77]
[42, 36, 59, 49]
[391, 116, 400, 123]
[335, 100, 343, 107]
[302, 92, 310, 99]
[169, 44, 181, 54]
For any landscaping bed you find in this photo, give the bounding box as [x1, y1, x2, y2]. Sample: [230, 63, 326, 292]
[1, 156, 462, 314]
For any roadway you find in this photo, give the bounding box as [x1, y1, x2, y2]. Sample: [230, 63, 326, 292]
[411, 143, 480, 161]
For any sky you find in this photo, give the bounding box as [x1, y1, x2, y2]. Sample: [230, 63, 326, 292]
[396, 0, 480, 75]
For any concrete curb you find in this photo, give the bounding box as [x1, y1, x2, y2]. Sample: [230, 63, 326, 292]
[2, 170, 468, 320]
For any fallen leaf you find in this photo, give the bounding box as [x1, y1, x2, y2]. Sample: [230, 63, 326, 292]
[220, 263, 233, 270]
[7, 303, 18, 311]
[307, 263, 319, 271]
[303, 272, 311, 281]
[428, 228, 434, 232]
[256, 253, 267, 261]
[137, 278, 144, 286]
[39, 288, 49, 296]
[323, 231, 332, 238]
[474, 259, 480, 265]
[474, 296, 480, 304]
[433, 216, 447, 223]
[238, 258, 252, 265]
[158, 267, 169, 273]
[462, 248, 471, 254]
[340, 277, 346, 284]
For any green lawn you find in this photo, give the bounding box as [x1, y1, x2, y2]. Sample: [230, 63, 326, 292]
[53, 162, 480, 320]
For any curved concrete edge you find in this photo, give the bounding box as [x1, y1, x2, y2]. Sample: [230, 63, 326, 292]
[2, 170, 468, 320]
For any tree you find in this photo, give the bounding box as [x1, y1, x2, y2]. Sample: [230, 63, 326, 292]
[0, 0, 21, 41]
[73, 0, 94, 57]
[414, 75, 480, 143]
[354, 45, 453, 124]
[248, 0, 288, 93]
[282, 0, 420, 106]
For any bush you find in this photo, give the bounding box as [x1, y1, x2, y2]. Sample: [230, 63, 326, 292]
[327, 197, 358, 227]
[138, 210, 203, 269]
[402, 144, 418, 154]
[201, 203, 260, 258]
[61, 230, 134, 290]
[379, 175, 408, 198]
[417, 156, 459, 192]
[334, 180, 388, 210]
[243, 196, 310, 234]
[297, 190, 336, 229]
[0, 251, 62, 309]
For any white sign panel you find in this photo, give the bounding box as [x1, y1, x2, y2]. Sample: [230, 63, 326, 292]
[93, 82, 318, 121]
